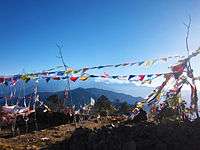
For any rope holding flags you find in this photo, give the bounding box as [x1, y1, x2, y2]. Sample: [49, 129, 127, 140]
[0, 48, 199, 91]
[65, 55, 185, 74]
[0, 53, 187, 81]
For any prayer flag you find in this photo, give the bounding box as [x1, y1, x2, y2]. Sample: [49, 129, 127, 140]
[70, 76, 78, 82]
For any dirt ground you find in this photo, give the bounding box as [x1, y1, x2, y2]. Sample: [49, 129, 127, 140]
[0, 118, 112, 150]
[2, 115, 200, 150]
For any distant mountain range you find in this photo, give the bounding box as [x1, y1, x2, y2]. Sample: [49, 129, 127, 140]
[37, 78, 154, 97]
[38, 87, 143, 107]
[0, 87, 142, 107]
[0, 79, 199, 107]
[0, 79, 152, 97]
[37, 79, 200, 106]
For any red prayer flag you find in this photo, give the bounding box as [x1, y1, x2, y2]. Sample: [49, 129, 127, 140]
[172, 63, 185, 73]
[138, 75, 145, 81]
[0, 77, 5, 83]
[70, 76, 78, 82]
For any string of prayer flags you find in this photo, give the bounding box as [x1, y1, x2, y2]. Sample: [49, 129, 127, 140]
[135, 55, 197, 107]
[0, 71, 188, 85]
[68, 55, 186, 74]
[86, 72, 174, 83]
[146, 74, 172, 105]
[0, 48, 199, 85]
[117, 48, 200, 109]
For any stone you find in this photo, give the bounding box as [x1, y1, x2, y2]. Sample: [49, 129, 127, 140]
[122, 141, 136, 150]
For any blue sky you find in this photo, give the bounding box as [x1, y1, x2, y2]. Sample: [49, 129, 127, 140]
[0, 0, 200, 78]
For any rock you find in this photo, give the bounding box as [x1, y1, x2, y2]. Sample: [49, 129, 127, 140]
[155, 141, 167, 150]
[122, 141, 136, 150]
[40, 118, 200, 150]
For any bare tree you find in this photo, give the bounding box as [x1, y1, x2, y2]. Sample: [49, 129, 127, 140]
[56, 44, 67, 69]
[183, 15, 199, 118]
[183, 15, 191, 56]
[56, 43, 72, 107]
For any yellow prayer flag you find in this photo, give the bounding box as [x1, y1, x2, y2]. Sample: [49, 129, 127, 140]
[20, 75, 30, 82]
[137, 101, 145, 108]
[65, 68, 74, 74]
[79, 76, 89, 81]
[142, 80, 152, 84]
[156, 92, 161, 101]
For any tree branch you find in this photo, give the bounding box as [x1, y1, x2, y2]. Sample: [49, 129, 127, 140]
[56, 43, 72, 107]
[56, 43, 67, 69]
[183, 15, 191, 56]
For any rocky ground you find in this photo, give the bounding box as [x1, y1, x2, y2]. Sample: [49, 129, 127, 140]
[0, 111, 119, 150]
[0, 119, 111, 150]
[46, 119, 200, 150]
[1, 113, 200, 150]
